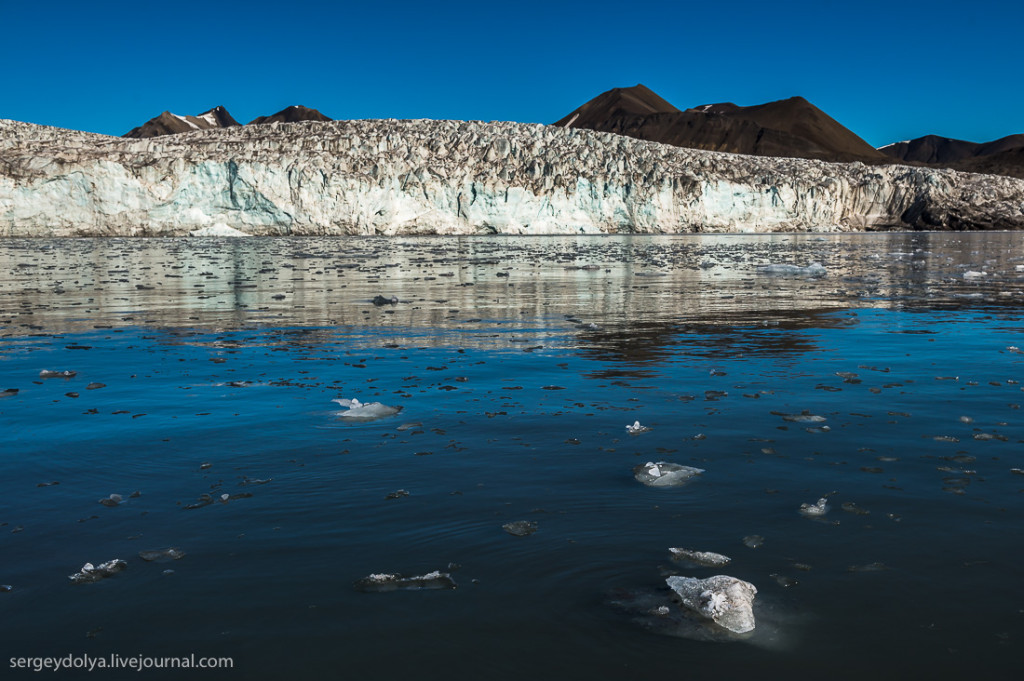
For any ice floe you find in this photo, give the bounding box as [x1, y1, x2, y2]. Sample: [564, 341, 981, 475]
[666, 575, 758, 634]
[333, 398, 402, 420]
[354, 571, 456, 592]
[668, 548, 731, 567]
[69, 559, 127, 584]
[633, 462, 704, 487]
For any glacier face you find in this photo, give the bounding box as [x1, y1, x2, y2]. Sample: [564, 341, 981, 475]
[1, 118, 1023, 236]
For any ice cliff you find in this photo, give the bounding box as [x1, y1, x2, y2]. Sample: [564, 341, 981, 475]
[1, 118, 1023, 236]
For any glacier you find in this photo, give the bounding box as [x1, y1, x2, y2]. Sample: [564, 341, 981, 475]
[1, 118, 1023, 236]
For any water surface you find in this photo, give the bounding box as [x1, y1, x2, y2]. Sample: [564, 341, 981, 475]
[2, 233, 1023, 679]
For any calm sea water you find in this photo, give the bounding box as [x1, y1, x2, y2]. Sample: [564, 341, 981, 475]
[2, 233, 1023, 680]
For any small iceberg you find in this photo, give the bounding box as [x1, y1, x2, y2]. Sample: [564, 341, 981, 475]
[633, 462, 704, 487]
[626, 420, 651, 434]
[69, 559, 127, 584]
[333, 398, 402, 421]
[354, 571, 456, 592]
[756, 262, 827, 278]
[666, 575, 758, 634]
[799, 497, 830, 517]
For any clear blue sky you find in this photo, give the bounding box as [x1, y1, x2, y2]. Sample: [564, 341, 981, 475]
[3, 0, 1020, 147]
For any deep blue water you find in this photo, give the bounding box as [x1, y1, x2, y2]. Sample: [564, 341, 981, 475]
[2, 234, 1023, 679]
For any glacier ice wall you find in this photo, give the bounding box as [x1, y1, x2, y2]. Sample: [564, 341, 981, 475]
[1, 118, 1022, 236]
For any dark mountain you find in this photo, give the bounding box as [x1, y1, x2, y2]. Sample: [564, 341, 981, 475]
[950, 146, 1024, 180]
[248, 105, 332, 126]
[555, 85, 886, 163]
[123, 106, 240, 138]
[879, 133, 1024, 164]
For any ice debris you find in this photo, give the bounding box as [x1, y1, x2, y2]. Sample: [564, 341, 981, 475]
[39, 370, 76, 378]
[99, 494, 123, 507]
[742, 535, 764, 549]
[799, 497, 830, 517]
[69, 559, 127, 584]
[666, 575, 758, 634]
[0, 585, 11, 593]
[333, 398, 402, 421]
[626, 420, 651, 434]
[138, 548, 186, 562]
[756, 262, 827, 278]
[188, 223, 251, 237]
[502, 520, 538, 536]
[633, 462, 704, 487]
[354, 571, 456, 592]
[372, 295, 399, 306]
[668, 548, 731, 567]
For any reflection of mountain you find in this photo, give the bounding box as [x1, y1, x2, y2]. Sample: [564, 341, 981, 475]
[1, 234, 1021, 349]
[574, 316, 844, 374]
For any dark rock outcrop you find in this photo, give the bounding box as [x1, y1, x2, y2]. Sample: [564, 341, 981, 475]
[123, 106, 240, 138]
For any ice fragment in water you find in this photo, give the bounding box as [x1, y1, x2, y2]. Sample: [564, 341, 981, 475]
[69, 559, 127, 584]
[98, 494, 122, 507]
[385, 489, 410, 500]
[780, 411, 826, 423]
[668, 548, 732, 567]
[0, 585, 11, 593]
[502, 520, 537, 536]
[39, 370, 76, 378]
[633, 462, 704, 487]
[799, 497, 830, 517]
[756, 262, 827, 278]
[626, 420, 651, 434]
[333, 398, 402, 421]
[841, 502, 870, 515]
[371, 295, 399, 306]
[770, 573, 798, 588]
[138, 548, 186, 562]
[742, 535, 764, 549]
[666, 575, 758, 634]
[354, 571, 456, 592]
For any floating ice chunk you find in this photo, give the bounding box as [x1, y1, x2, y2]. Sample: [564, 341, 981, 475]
[333, 398, 402, 421]
[502, 520, 537, 536]
[0, 585, 11, 593]
[626, 420, 650, 434]
[742, 535, 764, 549]
[779, 411, 826, 423]
[372, 295, 399, 306]
[385, 489, 410, 500]
[188, 223, 251, 237]
[69, 559, 127, 584]
[99, 494, 123, 507]
[669, 548, 732, 567]
[39, 370, 76, 378]
[756, 262, 827, 278]
[962, 270, 986, 279]
[633, 462, 704, 487]
[354, 570, 456, 592]
[770, 573, 798, 588]
[138, 548, 186, 562]
[799, 497, 830, 517]
[666, 575, 758, 634]
[841, 502, 870, 515]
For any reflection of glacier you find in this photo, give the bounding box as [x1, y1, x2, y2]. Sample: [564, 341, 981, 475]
[2, 234, 1023, 351]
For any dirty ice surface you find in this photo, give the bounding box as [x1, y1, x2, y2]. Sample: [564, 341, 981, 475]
[2, 232, 1024, 680]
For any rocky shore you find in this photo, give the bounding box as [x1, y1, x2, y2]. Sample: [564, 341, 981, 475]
[1, 118, 1023, 236]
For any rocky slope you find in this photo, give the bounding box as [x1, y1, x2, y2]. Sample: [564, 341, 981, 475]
[880, 133, 1024, 179]
[1, 117, 1023, 236]
[123, 106, 240, 138]
[555, 85, 886, 163]
[248, 105, 332, 126]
